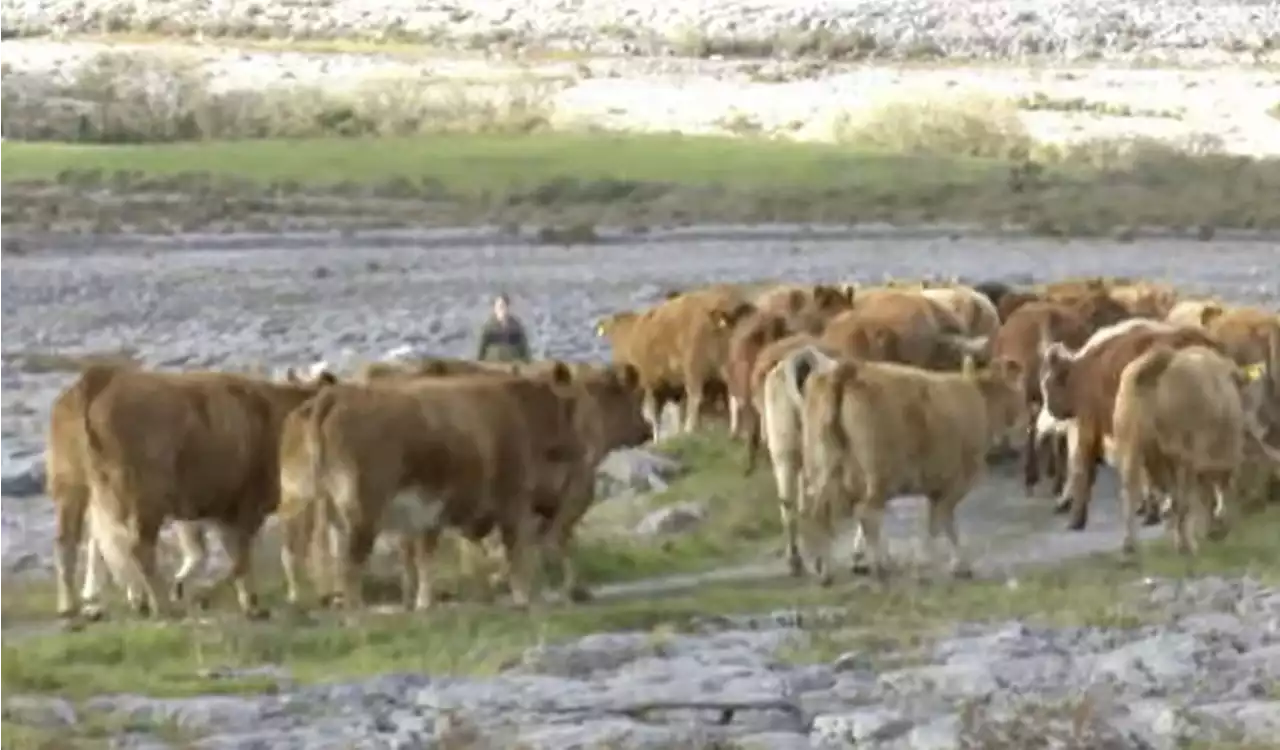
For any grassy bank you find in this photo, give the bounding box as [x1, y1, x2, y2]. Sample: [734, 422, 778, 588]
[5, 459, 1280, 701]
[6, 130, 1280, 237]
[2, 414, 1280, 696]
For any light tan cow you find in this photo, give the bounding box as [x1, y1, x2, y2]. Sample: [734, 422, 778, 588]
[1113, 346, 1249, 556]
[756, 341, 842, 577]
[793, 354, 1026, 585]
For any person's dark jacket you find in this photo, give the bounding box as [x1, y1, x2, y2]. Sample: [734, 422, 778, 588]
[475, 315, 532, 362]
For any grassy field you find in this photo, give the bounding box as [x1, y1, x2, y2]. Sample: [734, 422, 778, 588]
[4, 419, 1280, 702]
[5, 129, 1280, 236]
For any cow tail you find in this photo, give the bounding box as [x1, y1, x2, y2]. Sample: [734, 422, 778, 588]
[77, 364, 122, 460]
[821, 360, 861, 450]
[783, 346, 832, 408]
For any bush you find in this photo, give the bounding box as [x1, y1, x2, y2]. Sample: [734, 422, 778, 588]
[830, 94, 1035, 160]
[0, 51, 559, 143]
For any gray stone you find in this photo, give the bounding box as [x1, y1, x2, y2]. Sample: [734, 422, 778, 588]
[598, 448, 681, 497]
[1, 447, 45, 498]
[1, 695, 78, 727]
[634, 501, 706, 537]
[811, 707, 915, 745]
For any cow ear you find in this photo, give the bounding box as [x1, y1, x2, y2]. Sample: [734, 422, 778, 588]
[621, 363, 641, 390]
[284, 367, 300, 384]
[550, 361, 573, 385]
[316, 370, 338, 386]
[1199, 303, 1225, 327]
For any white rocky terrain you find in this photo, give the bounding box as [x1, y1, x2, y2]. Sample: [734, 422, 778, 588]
[3, 0, 1280, 747]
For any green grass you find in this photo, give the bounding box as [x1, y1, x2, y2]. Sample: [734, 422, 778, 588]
[4, 429, 1277, 701]
[6, 129, 1280, 235]
[575, 431, 781, 581]
[6, 490, 1280, 701]
[0, 133, 996, 193]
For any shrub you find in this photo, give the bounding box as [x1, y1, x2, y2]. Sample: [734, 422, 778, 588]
[829, 94, 1035, 160]
[0, 51, 559, 143]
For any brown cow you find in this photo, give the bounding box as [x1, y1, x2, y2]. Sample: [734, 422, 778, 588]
[920, 285, 1002, 338]
[357, 357, 512, 382]
[52, 365, 336, 620]
[753, 283, 856, 329]
[490, 362, 653, 602]
[1202, 306, 1280, 366]
[1109, 280, 1180, 320]
[821, 295, 989, 372]
[722, 289, 853, 442]
[597, 287, 755, 439]
[724, 312, 796, 441]
[1113, 345, 1247, 557]
[278, 369, 581, 611]
[989, 301, 1093, 497]
[999, 292, 1041, 322]
[47, 377, 216, 617]
[793, 354, 1026, 584]
[1039, 321, 1222, 530]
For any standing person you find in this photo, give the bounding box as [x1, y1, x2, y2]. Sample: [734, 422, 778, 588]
[474, 292, 533, 362]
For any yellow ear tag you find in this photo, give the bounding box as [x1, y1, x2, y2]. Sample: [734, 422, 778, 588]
[1243, 363, 1265, 382]
[595, 324, 606, 337]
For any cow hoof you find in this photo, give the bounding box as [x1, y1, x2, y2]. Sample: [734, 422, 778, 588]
[56, 606, 78, 620]
[318, 593, 340, 609]
[245, 607, 270, 621]
[1052, 498, 1071, 515]
[850, 561, 873, 577]
[1207, 524, 1229, 543]
[787, 555, 806, 578]
[135, 601, 153, 618]
[1067, 513, 1088, 532]
[951, 566, 975, 581]
[566, 586, 593, 604]
[817, 573, 835, 589]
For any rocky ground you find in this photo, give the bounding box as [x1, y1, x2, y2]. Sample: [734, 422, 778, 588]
[4, 0, 1279, 65]
[4, 37, 1279, 155]
[3, 230, 1279, 748]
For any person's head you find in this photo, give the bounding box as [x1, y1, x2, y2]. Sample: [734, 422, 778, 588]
[492, 293, 511, 321]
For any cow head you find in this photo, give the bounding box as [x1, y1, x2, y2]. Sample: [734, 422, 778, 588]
[584, 363, 653, 450]
[284, 366, 339, 387]
[1199, 303, 1227, 328]
[813, 284, 857, 313]
[1238, 329, 1280, 468]
[970, 355, 1029, 453]
[712, 302, 758, 331]
[1037, 332, 1077, 421]
[595, 311, 636, 339]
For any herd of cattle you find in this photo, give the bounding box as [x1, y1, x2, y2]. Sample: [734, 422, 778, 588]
[42, 274, 1280, 623]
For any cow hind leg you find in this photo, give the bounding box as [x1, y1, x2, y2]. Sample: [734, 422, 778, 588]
[931, 491, 972, 579]
[856, 500, 891, 583]
[771, 453, 804, 577]
[500, 510, 542, 610]
[202, 522, 267, 620]
[728, 395, 742, 439]
[53, 484, 90, 619]
[169, 521, 210, 604]
[410, 530, 441, 611]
